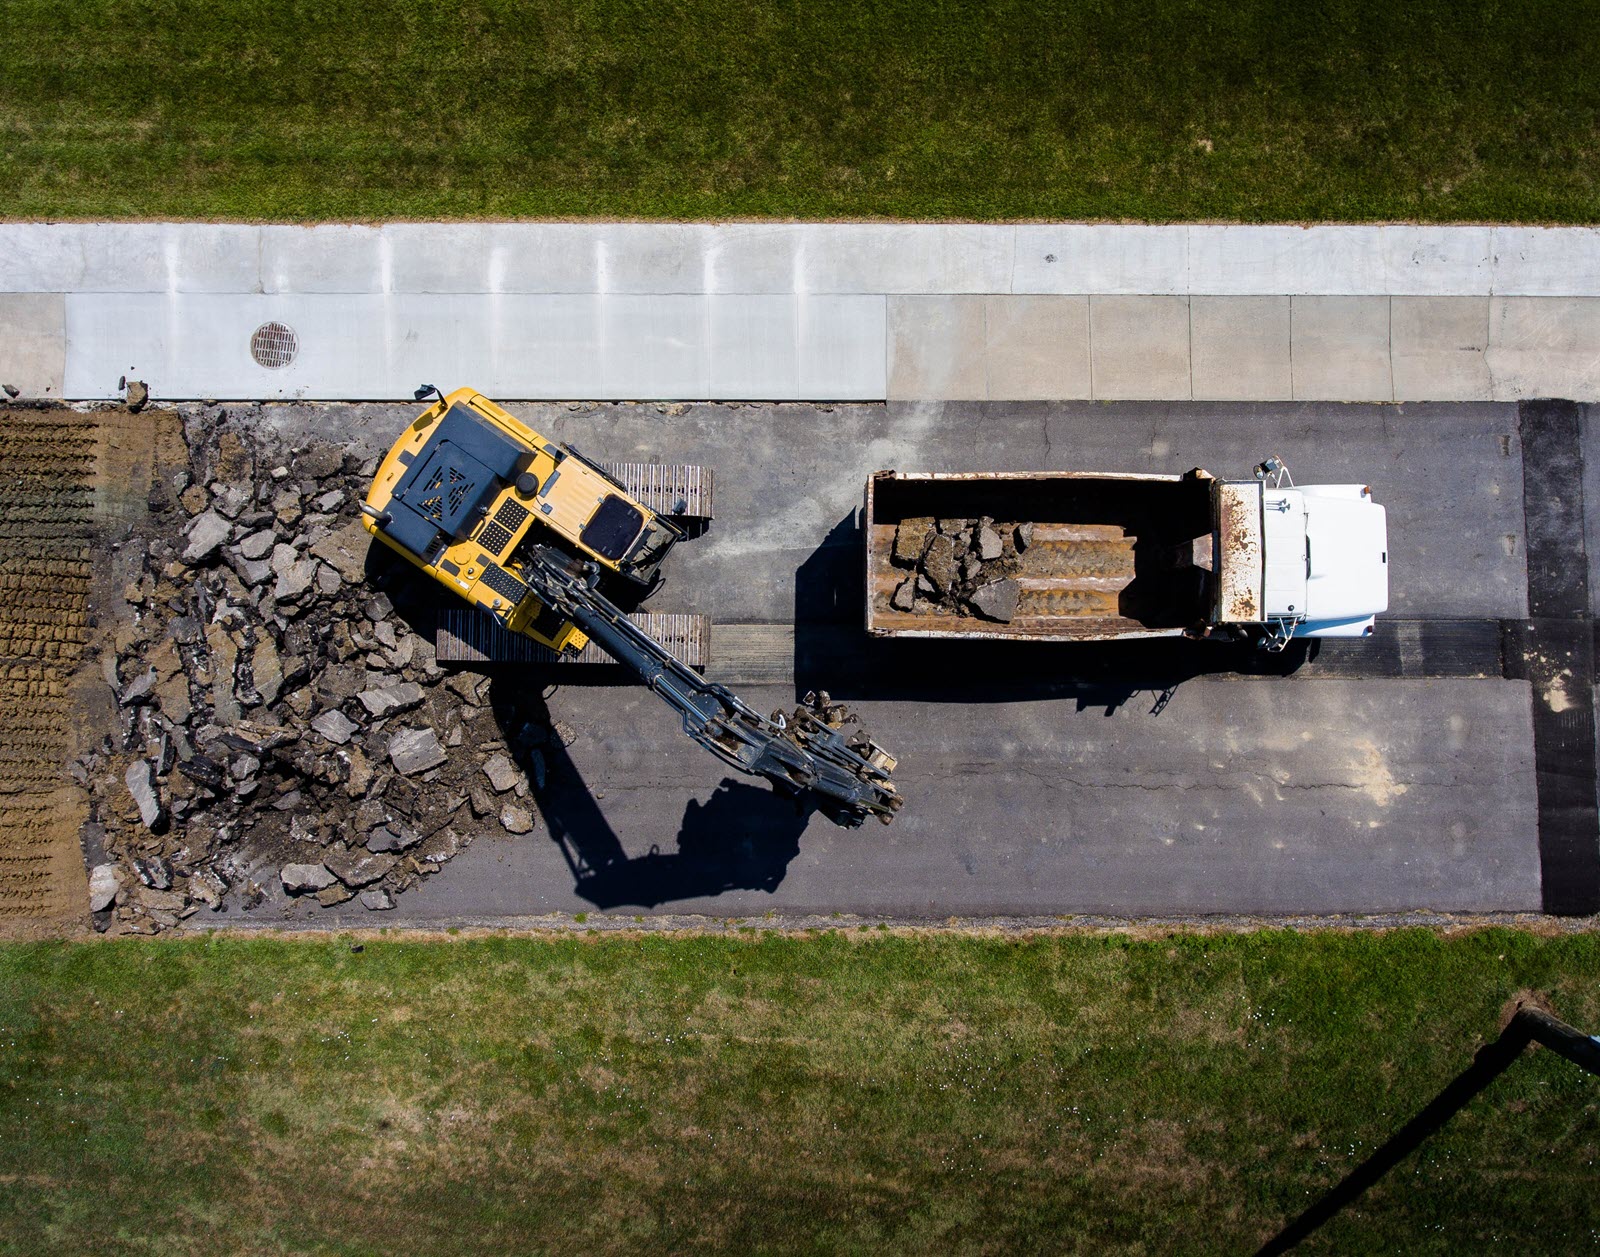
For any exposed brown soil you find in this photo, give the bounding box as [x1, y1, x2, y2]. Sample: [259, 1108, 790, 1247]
[0, 411, 95, 927]
[0, 404, 188, 933]
[0, 412, 127, 926]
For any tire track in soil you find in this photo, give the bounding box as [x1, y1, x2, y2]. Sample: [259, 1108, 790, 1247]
[0, 411, 97, 926]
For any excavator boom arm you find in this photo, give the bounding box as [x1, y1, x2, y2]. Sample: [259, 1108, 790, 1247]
[519, 546, 902, 826]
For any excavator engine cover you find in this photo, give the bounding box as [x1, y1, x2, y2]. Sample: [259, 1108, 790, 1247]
[381, 405, 529, 558]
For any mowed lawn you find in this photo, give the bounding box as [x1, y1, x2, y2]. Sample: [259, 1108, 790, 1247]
[1, 929, 1597, 1255]
[2, 0, 1598, 222]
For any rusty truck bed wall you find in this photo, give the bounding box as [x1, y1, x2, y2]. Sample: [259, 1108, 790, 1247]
[1214, 481, 1264, 624]
[865, 470, 1213, 641]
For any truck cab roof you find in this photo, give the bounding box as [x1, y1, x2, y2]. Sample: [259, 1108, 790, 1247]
[1261, 488, 1308, 618]
[1214, 480, 1388, 634]
[1300, 486, 1389, 628]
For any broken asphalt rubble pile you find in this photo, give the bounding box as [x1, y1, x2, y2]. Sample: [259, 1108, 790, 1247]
[889, 516, 1031, 623]
[78, 408, 562, 934]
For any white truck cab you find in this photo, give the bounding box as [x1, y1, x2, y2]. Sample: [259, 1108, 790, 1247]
[1216, 467, 1388, 648]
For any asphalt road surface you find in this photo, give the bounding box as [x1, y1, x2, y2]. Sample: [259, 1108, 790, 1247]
[247, 399, 1595, 923]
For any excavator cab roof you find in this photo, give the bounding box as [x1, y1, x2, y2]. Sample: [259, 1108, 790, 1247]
[580, 494, 647, 562]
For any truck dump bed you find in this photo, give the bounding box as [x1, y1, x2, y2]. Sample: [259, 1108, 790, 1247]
[865, 470, 1215, 641]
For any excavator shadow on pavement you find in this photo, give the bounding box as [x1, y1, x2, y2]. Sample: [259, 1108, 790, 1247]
[792, 512, 1315, 715]
[371, 537, 810, 910]
[485, 676, 809, 909]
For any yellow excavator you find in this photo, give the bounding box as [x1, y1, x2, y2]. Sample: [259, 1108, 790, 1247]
[361, 388, 902, 826]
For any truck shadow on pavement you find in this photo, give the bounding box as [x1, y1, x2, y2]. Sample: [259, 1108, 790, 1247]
[486, 679, 808, 909]
[794, 512, 1313, 714]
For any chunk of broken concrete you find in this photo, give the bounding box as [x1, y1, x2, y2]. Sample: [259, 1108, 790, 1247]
[231, 554, 275, 588]
[481, 752, 520, 794]
[217, 719, 299, 756]
[238, 529, 276, 561]
[135, 886, 185, 914]
[359, 887, 396, 911]
[341, 746, 373, 798]
[189, 868, 228, 910]
[1014, 522, 1033, 552]
[269, 542, 300, 576]
[251, 637, 283, 706]
[500, 804, 535, 834]
[124, 759, 163, 829]
[970, 578, 1021, 623]
[977, 524, 1004, 561]
[325, 847, 397, 888]
[892, 517, 934, 566]
[182, 511, 232, 565]
[118, 667, 158, 707]
[273, 558, 318, 602]
[315, 564, 342, 597]
[281, 863, 337, 893]
[469, 785, 495, 818]
[366, 822, 423, 853]
[310, 520, 372, 585]
[891, 577, 915, 611]
[388, 727, 446, 775]
[154, 671, 192, 725]
[922, 533, 958, 594]
[359, 681, 424, 718]
[134, 856, 172, 890]
[88, 864, 121, 912]
[310, 708, 358, 745]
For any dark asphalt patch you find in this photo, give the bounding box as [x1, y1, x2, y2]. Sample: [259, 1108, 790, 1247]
[1308, 619, 1504, 678]
[1515, 400, 1599, 916]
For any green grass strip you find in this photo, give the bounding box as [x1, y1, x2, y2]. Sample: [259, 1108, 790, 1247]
[2, 928, 1598, 1253]
[1, 0, 1598, 222]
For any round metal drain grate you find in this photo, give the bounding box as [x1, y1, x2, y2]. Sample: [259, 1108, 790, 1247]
[250, 322, 299, 369]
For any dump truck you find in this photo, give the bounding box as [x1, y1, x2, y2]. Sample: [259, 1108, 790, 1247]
[865, 460, 1388, 651]
[362, 388, 902, 825]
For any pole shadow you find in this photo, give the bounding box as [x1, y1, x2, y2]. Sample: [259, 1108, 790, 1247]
[1256, 1002, 1600, 1255]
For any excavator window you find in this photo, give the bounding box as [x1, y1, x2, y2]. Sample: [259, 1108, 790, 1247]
[579, 494, 646, 561]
